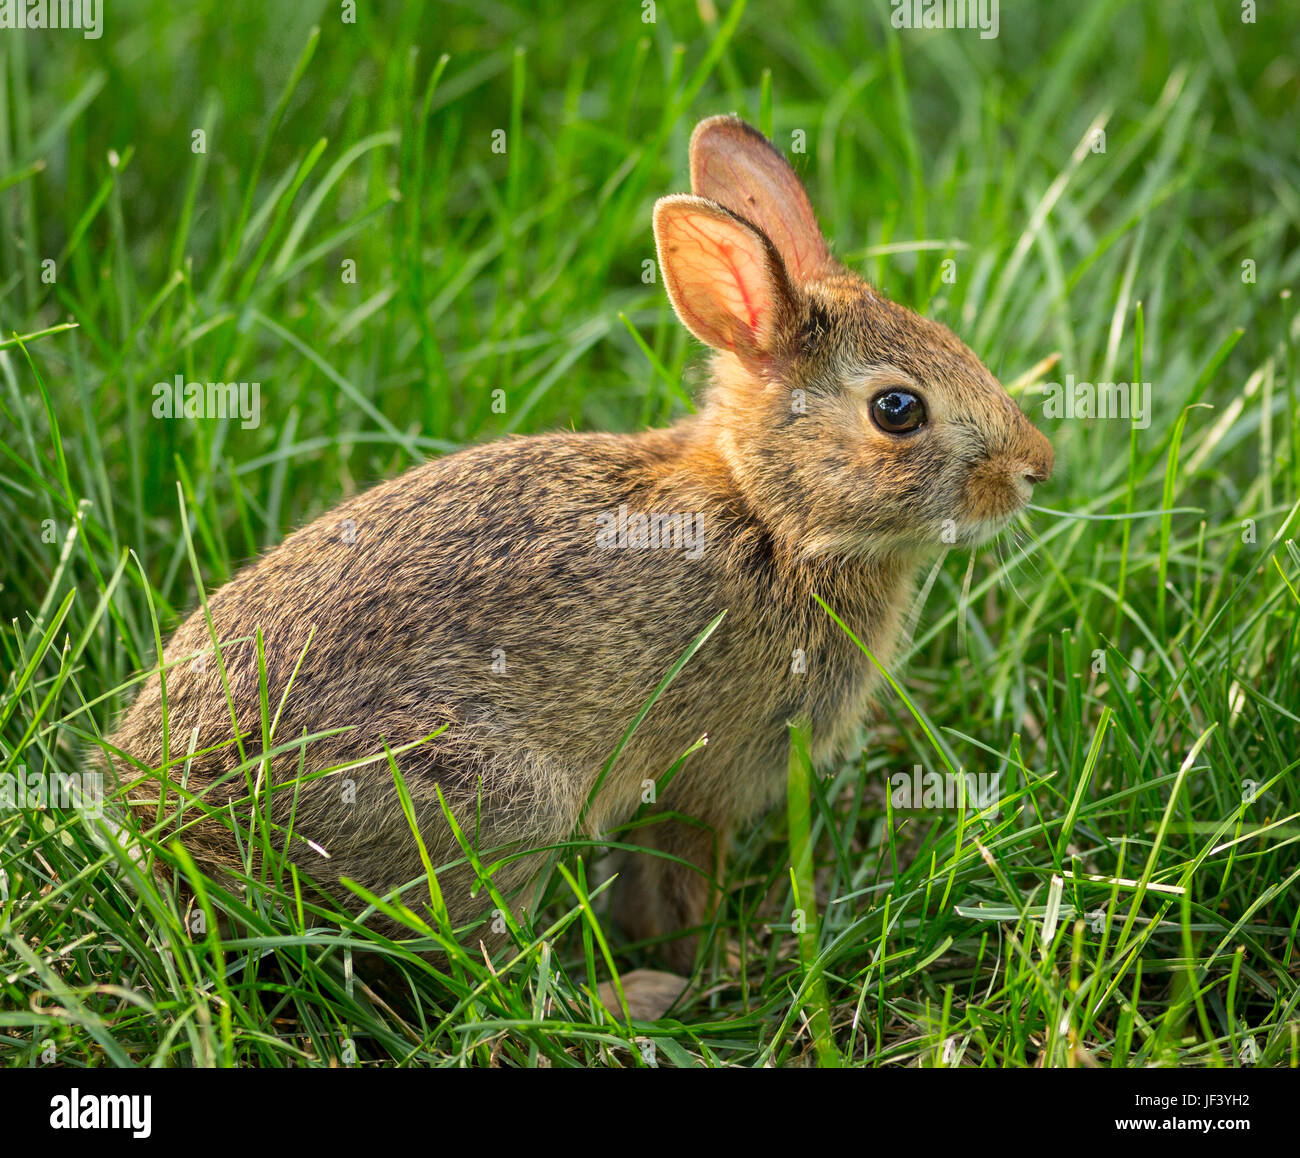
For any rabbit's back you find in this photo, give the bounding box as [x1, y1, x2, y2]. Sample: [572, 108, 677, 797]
[107, 426, 906, 922]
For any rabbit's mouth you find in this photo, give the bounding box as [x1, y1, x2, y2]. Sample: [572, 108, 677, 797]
[954, 510, 1020, 548]
[949, 475, 1038, 548]
[960, 456, 1043, 530]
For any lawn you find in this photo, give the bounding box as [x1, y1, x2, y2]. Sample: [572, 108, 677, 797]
[1, 0, 1298, 1067]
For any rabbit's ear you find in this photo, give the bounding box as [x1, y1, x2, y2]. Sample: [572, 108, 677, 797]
[689, 115, 830, 282]
[653, 194, 795, 367]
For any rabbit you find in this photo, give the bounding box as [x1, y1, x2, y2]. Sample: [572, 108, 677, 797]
[102, 115, 1053, 976]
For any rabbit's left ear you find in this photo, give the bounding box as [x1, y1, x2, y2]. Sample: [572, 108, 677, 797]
[653, 193, 795, 369]
[689, 115, 831, 283]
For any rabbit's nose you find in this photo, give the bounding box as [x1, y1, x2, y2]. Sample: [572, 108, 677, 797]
[1020, 426, 1054, 485]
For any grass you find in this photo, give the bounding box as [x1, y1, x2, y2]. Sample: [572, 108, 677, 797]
[1, 0, 1298, 1067]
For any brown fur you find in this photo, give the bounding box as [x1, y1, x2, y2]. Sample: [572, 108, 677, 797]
[102, 117, 1052, 969]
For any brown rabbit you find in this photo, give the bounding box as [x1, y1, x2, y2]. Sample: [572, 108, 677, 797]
[103, 116, 1052, 973]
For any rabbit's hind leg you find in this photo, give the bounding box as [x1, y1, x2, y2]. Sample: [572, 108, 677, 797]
[609, 810, 728, 974]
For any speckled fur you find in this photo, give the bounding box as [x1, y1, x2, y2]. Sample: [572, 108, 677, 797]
[103, 117, 1052, 966]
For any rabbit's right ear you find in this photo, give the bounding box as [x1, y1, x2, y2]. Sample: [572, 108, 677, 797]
[653, 194, 796, 369]
[689, 115, 831, 282]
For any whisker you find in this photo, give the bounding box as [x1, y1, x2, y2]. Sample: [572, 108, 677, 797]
[997, 528, 1030, 608]
[1007, 519, 1046, 582]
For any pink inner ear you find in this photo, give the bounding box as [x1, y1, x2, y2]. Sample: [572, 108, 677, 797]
[689, 122, 829, 283]
[664, 209, 775, 354]
[712, 237, 765, 333]
[698, 153, 822, 281]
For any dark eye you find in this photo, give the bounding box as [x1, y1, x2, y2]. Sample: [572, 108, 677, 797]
[871, 389, 927, 434]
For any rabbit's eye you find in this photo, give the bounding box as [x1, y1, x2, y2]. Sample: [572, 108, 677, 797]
[871, 389, 926, 434]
